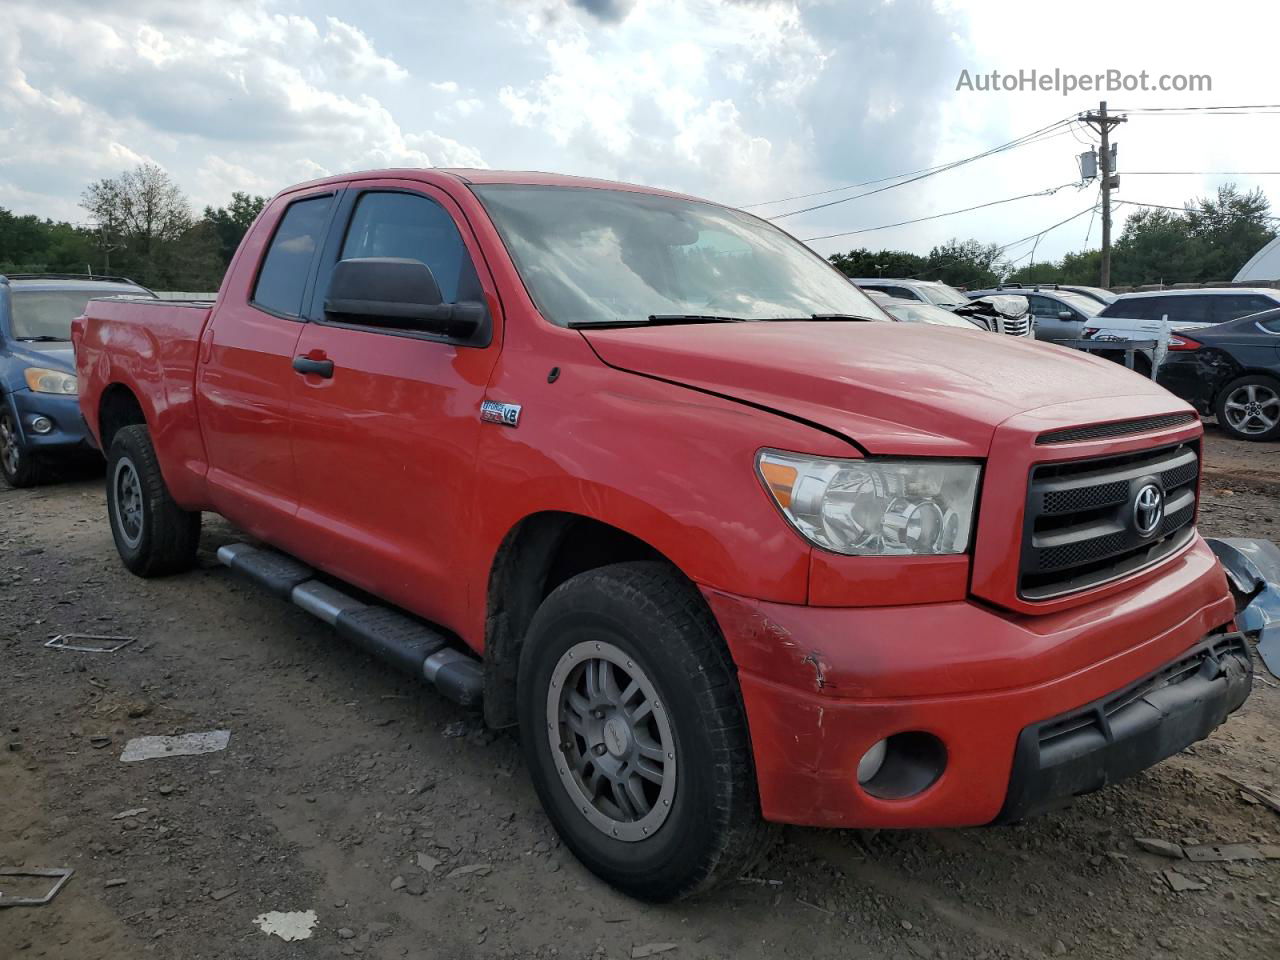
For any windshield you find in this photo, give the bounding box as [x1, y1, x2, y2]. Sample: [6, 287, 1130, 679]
[472, 185, 881, 325]
[884, 301, 982, 329]
[9, 288, 143, 340]
[916, 282, 971, 307]
[1054, 292, 1102, 317]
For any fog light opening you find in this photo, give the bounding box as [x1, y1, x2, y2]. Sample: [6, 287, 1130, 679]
[856, 739, 888, 784]
[858, 732, 947, 800]
[29, 416, 54, 435]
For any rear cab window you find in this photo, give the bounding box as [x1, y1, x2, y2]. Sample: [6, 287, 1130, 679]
[253, 194, 335, 317]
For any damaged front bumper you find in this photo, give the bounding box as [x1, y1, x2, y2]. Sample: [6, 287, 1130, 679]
[703, 536, 1241, 829]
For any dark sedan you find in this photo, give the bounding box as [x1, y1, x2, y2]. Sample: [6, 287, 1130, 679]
[1157, 307, 1280, 441]
[0, 274, 154, 486]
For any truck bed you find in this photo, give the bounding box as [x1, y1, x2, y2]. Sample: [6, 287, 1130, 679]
[75, 295, 215, 505]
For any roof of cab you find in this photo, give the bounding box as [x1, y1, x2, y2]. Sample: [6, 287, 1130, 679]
[276, 168, 706, 204]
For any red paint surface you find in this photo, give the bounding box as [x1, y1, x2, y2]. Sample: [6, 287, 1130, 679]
[75, 168, 1235, 829]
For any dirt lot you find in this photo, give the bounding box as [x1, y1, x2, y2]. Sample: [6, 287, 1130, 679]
[2, 426, 1278, 960]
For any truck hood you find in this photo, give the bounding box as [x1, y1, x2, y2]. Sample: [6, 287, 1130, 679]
[581, 321, 1180, 456]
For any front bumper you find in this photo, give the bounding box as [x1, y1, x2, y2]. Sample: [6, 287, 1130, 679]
[6, 388, 93, 454]
[997, 631, 1251, 822]
[704, 535, 1241, 829]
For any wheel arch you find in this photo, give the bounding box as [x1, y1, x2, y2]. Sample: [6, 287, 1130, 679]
[482, 510, 699, 728]
[98, 382, 149, 452]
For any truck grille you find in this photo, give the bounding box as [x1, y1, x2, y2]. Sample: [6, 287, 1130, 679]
[1019, 442, 1198, 600]
[996, 315, 1032, 338]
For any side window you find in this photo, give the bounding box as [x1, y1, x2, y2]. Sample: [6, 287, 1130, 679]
[1257, 312, 1280, 334]
[1214, 294, 1278, 322]
[253, 195, 334, 317]
[880, 285, 916, 300]
[340, 192, 479, 304]
[1027, 295, 1058, 318]
[1167, 296, 1212, 325]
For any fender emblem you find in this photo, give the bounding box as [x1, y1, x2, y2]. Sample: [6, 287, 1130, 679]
[480, 400, 522, 427]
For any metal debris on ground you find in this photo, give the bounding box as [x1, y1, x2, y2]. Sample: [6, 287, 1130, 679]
[632, 944, 679, 959]
[252, 909, 317, 941]
[446, 863, 492, 879]
[1219, 774, 1280, 815]
[0, 867, 74, 907]
[120, 730, 231, 762]
[1161, 869, 1207, 892]
[111, 808, 148, 820]
[1134, 837, 1184, 858]
[44, 634, 137, 653]
[1184, 843, 1280, 862]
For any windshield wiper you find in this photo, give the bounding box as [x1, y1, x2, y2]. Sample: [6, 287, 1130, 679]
[568, 314, 747, 329]
[17, 336, 70, 342]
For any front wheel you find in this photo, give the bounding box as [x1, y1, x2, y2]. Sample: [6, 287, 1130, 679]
[106, 425, 202, 576]
[0, 405, 45, 488]
[1215, 375, 1280, 441]
[518, 561, 770, 901]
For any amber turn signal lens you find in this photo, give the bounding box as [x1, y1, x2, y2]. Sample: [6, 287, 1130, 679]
[759, 460, 797, 508]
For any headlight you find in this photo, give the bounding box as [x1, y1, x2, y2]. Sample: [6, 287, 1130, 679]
[24, 368, 78, 395]
[757, 451, 981, 556]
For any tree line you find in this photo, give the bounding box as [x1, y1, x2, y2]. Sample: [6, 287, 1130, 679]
[0, 164, 266, 291]
[829, 184, 1277, 290]
[3, 165, 1275, 294]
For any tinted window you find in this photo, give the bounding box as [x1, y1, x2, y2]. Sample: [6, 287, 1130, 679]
[1258, 312, 1280, 334]
[341, 192, 478, 304]
[1026, 295, 1061, 318]
[1214, 294, 1278, 322]
[1100, 297, 1153, 320]
[1158, 296, 1212, 324]
[871, 285, 917, 300]
[254, 195, 333, 316]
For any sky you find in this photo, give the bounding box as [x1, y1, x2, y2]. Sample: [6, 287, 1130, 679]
[2, 0, 1278, 269]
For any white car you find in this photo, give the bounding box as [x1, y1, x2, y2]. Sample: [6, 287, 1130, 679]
[1084, 288, 1280, 374]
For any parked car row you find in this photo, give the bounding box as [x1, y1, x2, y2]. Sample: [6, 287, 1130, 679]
[0, 273, 155, 486]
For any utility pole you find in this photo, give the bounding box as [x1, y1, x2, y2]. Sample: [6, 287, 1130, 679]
[1082, 101, 1126, 288]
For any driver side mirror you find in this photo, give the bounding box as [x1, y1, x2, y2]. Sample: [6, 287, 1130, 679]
[324, 257, 485, 339]
[1058, 310, 1077, 321]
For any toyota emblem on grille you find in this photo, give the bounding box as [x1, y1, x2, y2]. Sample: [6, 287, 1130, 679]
[1132, 483, 1164, 537]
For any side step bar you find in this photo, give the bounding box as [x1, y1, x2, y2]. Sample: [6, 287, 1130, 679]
[216, 543, 483, 708]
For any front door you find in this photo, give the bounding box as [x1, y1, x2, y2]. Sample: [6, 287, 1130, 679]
[287, 182, 501, 631]
[196, 188, 340, 542]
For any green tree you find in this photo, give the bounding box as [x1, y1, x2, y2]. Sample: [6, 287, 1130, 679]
[828, 247, 928, 278]
[202, 192, 268, 268]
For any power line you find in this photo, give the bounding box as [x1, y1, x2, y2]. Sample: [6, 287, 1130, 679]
[1123, 171, 1280, 176]
[1114, 103, 1280, 114]
[738, 116, 1076, 212]
[1113, 198, 1280, 220]
[802, 182, 1080, 243]
[753, 117, 1078, 219]
[993, 202, 1101, 255]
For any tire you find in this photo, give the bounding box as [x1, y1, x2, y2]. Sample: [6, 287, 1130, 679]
[1214, 375, 1280, 442]
[106, 424, 201, 576]
[517, 561, 771, 901]
[0, 403, 45, 488]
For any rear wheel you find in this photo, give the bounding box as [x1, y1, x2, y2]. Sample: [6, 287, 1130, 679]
[517, 561, 770, 901]
[0, 405, 44, 488]
[1215, 375, 1280, 441]
[106, 425, 201, 576]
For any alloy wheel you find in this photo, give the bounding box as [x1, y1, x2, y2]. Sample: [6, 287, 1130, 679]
[1223, 383, 1280, 436]
[546, 641, 677, 842]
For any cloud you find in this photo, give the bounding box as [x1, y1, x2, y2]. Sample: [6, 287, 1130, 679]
[0, 0, 486, 218]
[566, 0, 638, 24]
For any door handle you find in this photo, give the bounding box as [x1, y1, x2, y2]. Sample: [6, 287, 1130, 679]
[292, 355, 334, 378]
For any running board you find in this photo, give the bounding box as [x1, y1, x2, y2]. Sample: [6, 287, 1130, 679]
[215, 544, 483, 708]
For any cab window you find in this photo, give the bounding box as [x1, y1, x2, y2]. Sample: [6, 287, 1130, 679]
[340, 192, 480, 304]
[253, 195, 334, 317]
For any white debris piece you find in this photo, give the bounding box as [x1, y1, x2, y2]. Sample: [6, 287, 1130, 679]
[253, 909, 318, 941]
[120, 730, 231, 762]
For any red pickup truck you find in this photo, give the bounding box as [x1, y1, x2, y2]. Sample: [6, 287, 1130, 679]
[75, 169, 1251, 901]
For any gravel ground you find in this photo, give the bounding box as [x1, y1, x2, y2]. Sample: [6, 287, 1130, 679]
[2, 429, 1277, 960]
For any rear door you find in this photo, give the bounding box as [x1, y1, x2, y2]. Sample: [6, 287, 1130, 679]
[196, 187, 342, 541]
[287, 180, 502, 629]
[1026, 294, 1077, 342]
